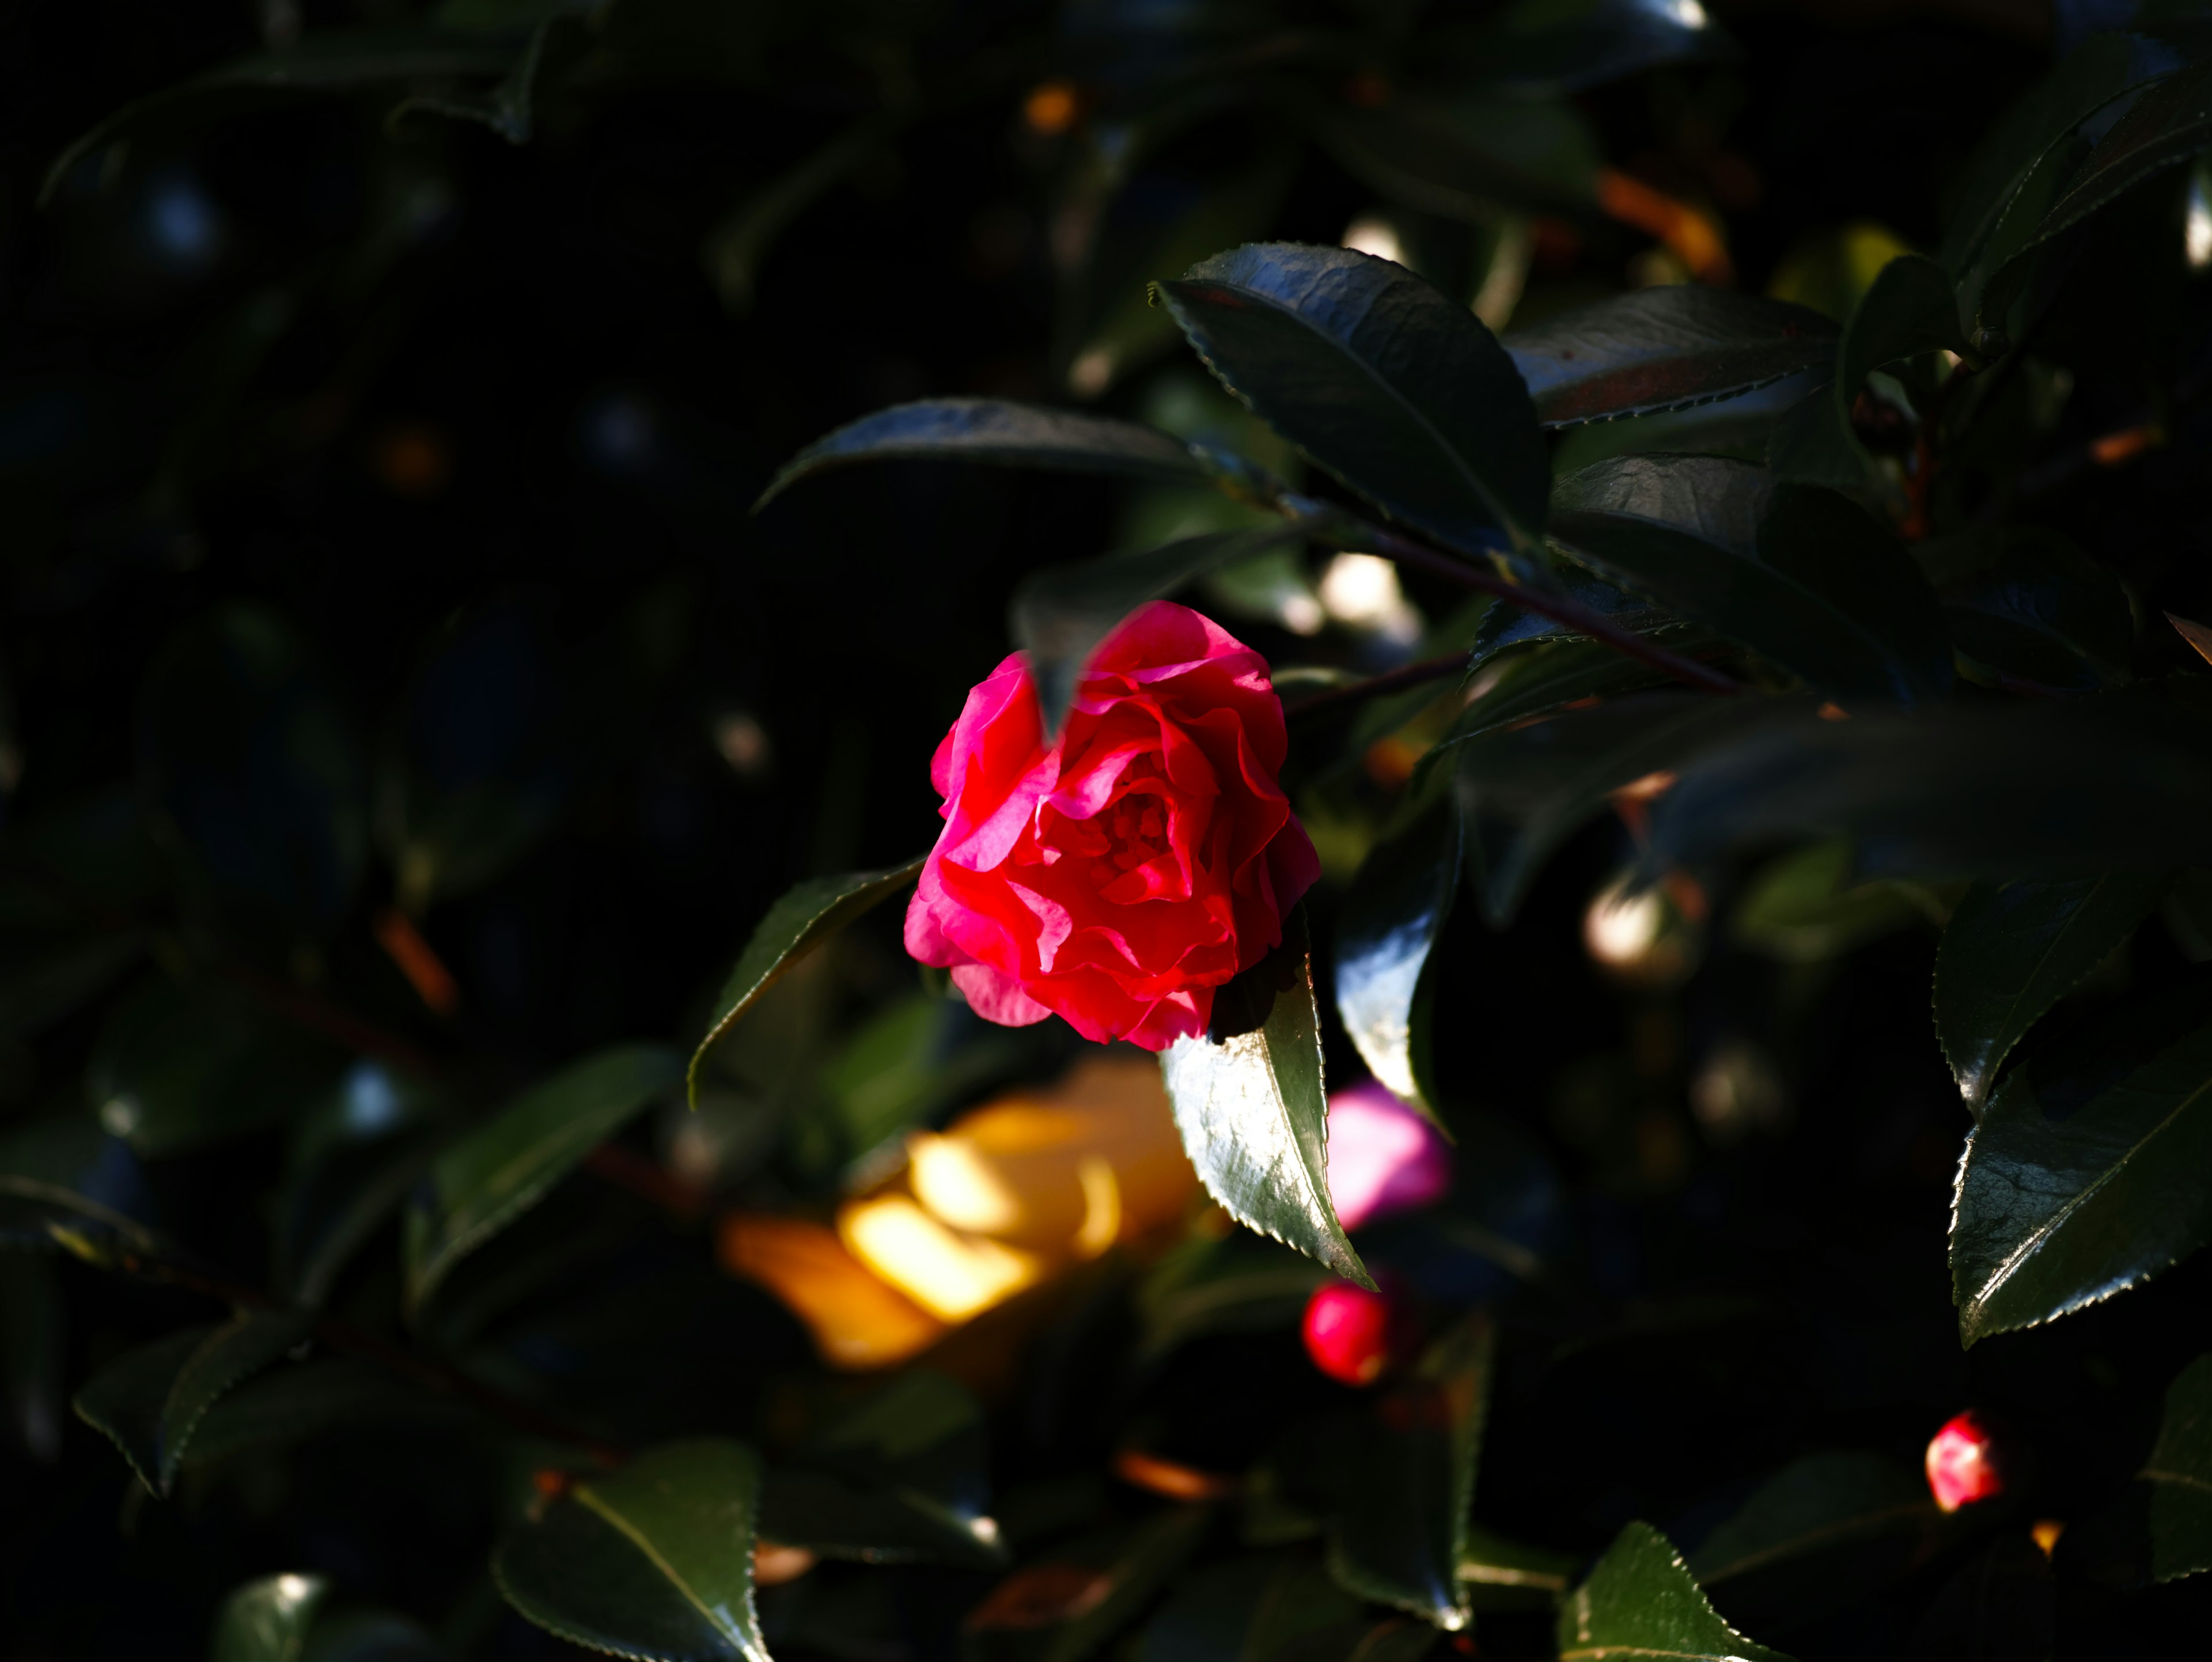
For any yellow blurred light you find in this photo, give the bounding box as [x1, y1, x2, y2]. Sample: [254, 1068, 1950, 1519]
[718, 1214, 944, 1369]
[2031, 1519, 2065, 1557]
[838, 1194, 1049, 1322]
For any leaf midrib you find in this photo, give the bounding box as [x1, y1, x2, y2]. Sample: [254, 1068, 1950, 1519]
[574, 1484, 752, 1659]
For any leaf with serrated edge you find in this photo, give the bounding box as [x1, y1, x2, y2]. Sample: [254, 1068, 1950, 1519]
[1161, 911, 1370, 1286]
[755, 399, 1202, 510]
[1952, 991, 2212, 1346]
[406, 1043, 682, 1311]
[1934, 875, 2166, 1111]
[1558, 1521, 1796, 1662]
[74, 1309, 315, 1495]
[688, 862, 924, 1107]
[494, 1439, 770, 1662]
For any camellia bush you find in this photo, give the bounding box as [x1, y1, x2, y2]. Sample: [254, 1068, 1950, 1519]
[6, 1, 2212, 1659]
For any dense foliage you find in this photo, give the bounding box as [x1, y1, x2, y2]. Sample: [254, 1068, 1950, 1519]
[6, 1, 2212, 1658]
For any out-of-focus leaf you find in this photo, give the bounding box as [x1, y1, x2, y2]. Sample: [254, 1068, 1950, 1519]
[41, 30, 525, 204]
[300, 1607, 447, 1662]
[1440, 0, 1735, 95]
[1336, 783, 1459, 1116]
[1898, 1537, 2053, 1661]
[138, 604, 368, 933]
[1953, 989, 2212, 1345]
[1942, 535, 2135, 694]
[1456, 1524, 1576, 1612]
[1502, 289, 1836, 428]
[755, 400, 1203, 509]
[1157, 244, 1548, 559]
[1313, 96, 1602, 224]
[1644, 698, 2212, 882]
[0, 1252, 63, 1462]
[1357, 1110, 1561, 1305]
[1548, 456, 1953, 706]
[276, 1063, 446, 1305]
[1688, 1452, 1948, 1629]
[2141, 1351, 2212, 1583]
[814, 993, 1022, 1178]
[74, 1309, 315, 1496]
[1162, 910, 1369, 1287]
[1934, 874, 2166, 1112]
[688, 862, 925, 1108]
[1766, 378, 1865, 491]
[389, 13, 579, 143]
[1429, 639, 1684, 777]
[185, 1356, 463, 1469]
[494, 1438, 769, 1662]
[1140, 1551, 1359, 1662]
[1014, 527, 1303, 736]
[1328, 1313, 1494, 1630]
[1833, 255, 1968, 427]
[1134, 1231, 1332, 1362]
[212, 1572, 331, 1662]
[705, 113, 902, 316]
[2036, 59, 2212, 248]
[0, 932, 143, 1042]
[1730, 841, 1930, 964]
[88, 976, 345, 1156]
[967, 1507, 1211, 1662]
[1558, 1522, 1794, 1662]
[404, 1044, 681, 1312]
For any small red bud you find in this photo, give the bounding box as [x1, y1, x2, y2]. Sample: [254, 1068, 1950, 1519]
[1302, 1279, 1402, 1386]
[1926, 1410, 2005, 1512]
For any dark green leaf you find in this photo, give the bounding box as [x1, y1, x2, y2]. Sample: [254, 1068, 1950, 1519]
[300, 1607, 448, 1662]
[1765, 379, 1865, 491]
[1688, 1452, 1949, 1629]
[404, 1043, 682, 1312]
[1502, 288, 1836, 428]
[1953, 989, 2212, 1345]
[1899, 1537, 2053, 1662]
[1014, 527, 1304, 736]
[704, 114, 903, 315]
[1161, 908, 1370, 1286]
[1328, 1313, 1494, 1630]
[1141, 1551, 1359, 1662]
[1335, 783, 1460, 1115]
[969, 1510, 1213, 1662]
[494, 1438, 769, 1662]
[1157, 244, 1548, 559]
[2145, 1350, 2212, 1583]
[388, 13, 579, 143]
[0, 1252, 63, 1461]
[1548, 456, 1953, 705]
[1558, 1522, 1794, 1662]
[1433, 639, 1687, 774]
[1467, 558, 1690, 670]
[1457, 1523, 1577, 1612]
[1442, 0, 1735, 96]
[0, 932, 143, 1042]
[213, 1573, 331, 1662]
[1834, 255, 1968, 411]
[1934, 874, 2167, 1111]
[1268, 1620, 1436, 1662]
[185, 1356, 464, 1469]
[1729, 842, 1931, 964]
[688, 861, 925, 1108]
[2037, 58, 2212, 248]
[755, 400, 1203, 510]
[1310, 97, 1602, 224]
[1134, 1231, 1332, 1362]
[74, 1309, 315, 1496]
[1942, 535, 2136, 693]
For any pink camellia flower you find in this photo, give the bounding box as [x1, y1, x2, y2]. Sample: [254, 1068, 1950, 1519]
[906, 601, 1320, 1050]
[1925, 1410, 2005, 1512]
[1325, 1080, 1455, 1232]
[1302, 1279, 1405, 1387]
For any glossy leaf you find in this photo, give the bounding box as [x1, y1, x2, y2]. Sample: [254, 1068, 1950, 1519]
[1014, 526, 1303, 736]
[1548, 456, 1953, 706]
[213, 1573, 330, 1662]
[404, 1043, 682, 1311]
[1335, 784, 1460, 1115]
[1328, 1313, 1494, 1630]
[1934, 874, 2166, 1111]
[755, 399, 1203, 510]
[1688, 1452, 1947, 1628]
[688, 861, 925, 1108]
[1502, 288, 1836, 428]
[1953, 990, 2212, 1345]
[2035, 59, 2212, 251]
[74, 1309, 315, 1495]
[1157, 244, 1548, 558]
[1833, 255, 1968, 424]
[1558, 1522, 1794, 1662]
[494, 1438, 770, 1662]
[2145, 1351, 2212, 1583]
[1161, 909, 1370, 1287]
[1444, 0, 1734, 96]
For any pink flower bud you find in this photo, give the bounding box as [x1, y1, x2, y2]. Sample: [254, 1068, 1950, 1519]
[1926, 1410, 2005, 1512]
[1302, 1279, 1402, 1386]
[1325, 1081, 1453, 1232]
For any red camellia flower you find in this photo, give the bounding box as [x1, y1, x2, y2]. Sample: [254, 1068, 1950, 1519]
[906, 600, 1320, 1051]
[1925, 1409, 2005, 1512]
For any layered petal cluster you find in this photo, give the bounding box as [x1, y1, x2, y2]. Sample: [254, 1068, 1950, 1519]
[907, 601, 1320, 1050]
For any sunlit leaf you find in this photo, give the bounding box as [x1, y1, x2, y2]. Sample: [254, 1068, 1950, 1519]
[74, 1309, 315, 1496]
[1558, 1521, 1794, 1662]
[404, 1043, 682, 1312]
[688, 862, 925, 1108]
[1157, 243, 1548, 559]
[1335, 784, 1460, 1116]
[1161, 909, 1370, 1286]
[1934, 874, 2166, 1111]
[494, 1438, 770, 1662]
[1503, 287, 1835, 428]
[1952, 989, 2212, 1345]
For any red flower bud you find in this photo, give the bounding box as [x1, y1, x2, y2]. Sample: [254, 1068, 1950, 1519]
[1302, 1279, 1406, 1387]
[1925, 1409, 2005, 1512]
